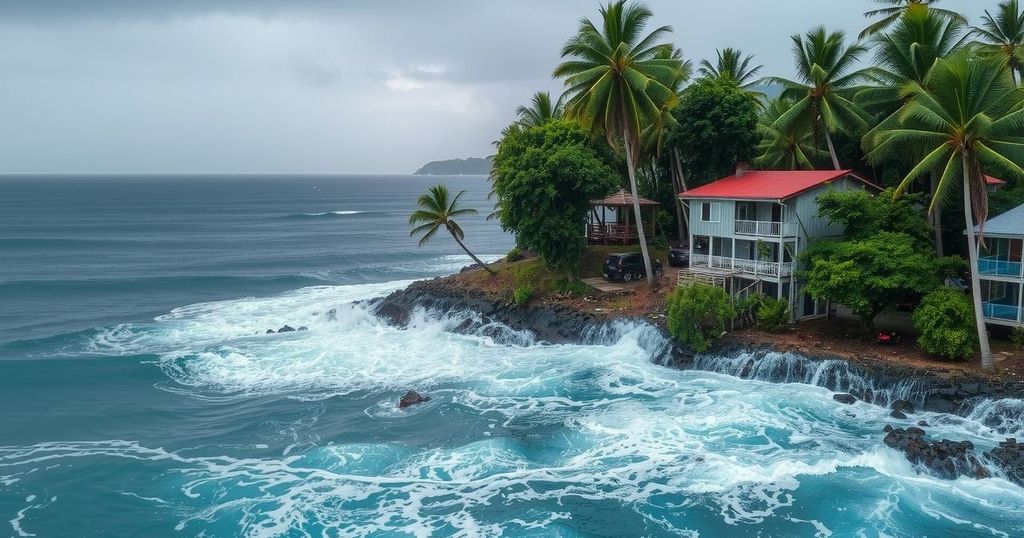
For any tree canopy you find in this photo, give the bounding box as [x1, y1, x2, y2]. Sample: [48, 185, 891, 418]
[491, 120, 620, 277]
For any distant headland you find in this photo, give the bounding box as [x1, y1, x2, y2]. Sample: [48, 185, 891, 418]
[413, 157, 493, 176]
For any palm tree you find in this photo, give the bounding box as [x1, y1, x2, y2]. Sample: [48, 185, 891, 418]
[860, 0, 964, 38]
[698, 48, 764, 89]
[755, 98, 830, 170]
[859, 4, 966, 112]
[859, 5, 966, 256]
[866, 51, 1024, 369]
[763, 27, 871, 170]
[970, 0, 1024, 85]
[410, 185, 495, 274]
[553, 0, 684, 286]
[514, 92, 564, 127]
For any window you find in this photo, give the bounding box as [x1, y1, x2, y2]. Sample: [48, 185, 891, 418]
[700, 202, 721, 222]
[736, 202, 756, 221]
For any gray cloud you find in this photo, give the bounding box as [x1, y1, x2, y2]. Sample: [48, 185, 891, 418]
[0, 0, 993, 174]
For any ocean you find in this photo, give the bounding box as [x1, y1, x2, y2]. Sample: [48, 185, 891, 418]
[1, 175, 1022, 537]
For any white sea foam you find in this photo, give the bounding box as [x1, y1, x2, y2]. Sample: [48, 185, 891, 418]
[41, 278, 1024, 535]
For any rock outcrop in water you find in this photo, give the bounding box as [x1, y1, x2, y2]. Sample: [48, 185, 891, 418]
[399, 391, 430, 408]
[883, 426, 991, 480]
[988, 439, 1024, 485]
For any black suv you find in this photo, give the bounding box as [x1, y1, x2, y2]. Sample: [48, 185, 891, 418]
[668, 247, 689, 267]
[603, 253, 664, 282]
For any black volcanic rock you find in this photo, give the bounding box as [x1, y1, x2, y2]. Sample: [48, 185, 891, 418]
[987, 438, 1024, 486]
[883, 427, 990, 480]
[833, 393, 857, 404]
[891, 399, 915, 414]
[399, 390, 430, 408]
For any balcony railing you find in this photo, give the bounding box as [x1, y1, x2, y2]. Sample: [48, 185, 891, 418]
[734, 220, 798, 238]
[978, 255, 1023, 278]
[690, 254, 794, 277]
[982, 301, 1022, 322]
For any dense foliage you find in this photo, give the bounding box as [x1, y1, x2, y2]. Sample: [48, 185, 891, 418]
[802, 232, 941, 329]
[666, 284, 736, 352]
[913, 288, 977, 360]
[816, 188, 933, 249]
[757, 297, 791, 332]
[491, 121, 620, 277]
[666, 76, 760, 186]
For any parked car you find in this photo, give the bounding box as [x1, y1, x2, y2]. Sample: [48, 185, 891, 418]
[668, 247, 689, 267]
[602, 252, 664, 282]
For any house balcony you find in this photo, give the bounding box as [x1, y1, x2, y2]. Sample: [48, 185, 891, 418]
[690, 254, 794, 278]
[978, 255, 1023, 278]
[982, 302, 1022, 324]
[734, 220, 798, 238]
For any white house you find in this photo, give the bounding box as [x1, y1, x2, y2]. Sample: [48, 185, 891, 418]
[975, 203, 1024, 327]
[680, 167, 879, 320]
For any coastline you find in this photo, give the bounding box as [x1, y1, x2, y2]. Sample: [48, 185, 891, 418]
[370, 273, 1024, 415]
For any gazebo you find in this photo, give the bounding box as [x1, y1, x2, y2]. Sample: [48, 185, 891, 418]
[588, 189, 660, 245]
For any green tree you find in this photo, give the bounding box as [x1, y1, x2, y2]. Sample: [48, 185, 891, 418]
[666, 76, 760, 186]
[491, 120, 620, 278]
[860, 0, 965, 38]
[866, 50, 1024, 368]
[816, 187, 932, 249]
[514, 91, 564, 128]
[913, 288, 977, 360]
[666, 284, 736, 352]
[698, 48, 764, 89]
[802, 232, 940, 329]
[764, 27, 871, 170]
[755, 97, 830, 170]
[553, 0, 685, 286]
[970, 0, 1024, 85]
[409, 185, 495, 274]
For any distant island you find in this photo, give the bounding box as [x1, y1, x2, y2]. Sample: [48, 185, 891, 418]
[414, 157, 493, 176]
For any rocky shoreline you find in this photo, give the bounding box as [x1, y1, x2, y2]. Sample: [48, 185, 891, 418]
[368, 278, 1024, 486]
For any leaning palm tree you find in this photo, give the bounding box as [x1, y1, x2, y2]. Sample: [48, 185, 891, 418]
[514, 92, 564, 128]
[866, 51, 1024, 369]
[763, 27, 872, 170]
[553, 0, 684, 286]
[860, 0, 965, 38]
[755, 98, 830, 170]
[410, 185, 495, 274]
[698, 48, 764, 89]
[970, 0, 1024, 85]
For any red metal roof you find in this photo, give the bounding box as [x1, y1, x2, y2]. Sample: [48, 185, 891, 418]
[986, 175, 1006, 186]
[680, 170, 878, 201]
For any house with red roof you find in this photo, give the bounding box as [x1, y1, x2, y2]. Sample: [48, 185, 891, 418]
[679, 166, 879, 320]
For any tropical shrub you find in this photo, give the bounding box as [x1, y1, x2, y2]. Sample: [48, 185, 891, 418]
[757, 297, 790, 332]
[666, 284, 736, 352]
[513, 285, 534, 306]
[506, 246, 523, 262]
[555, 279, 591, 297]
[912, 288, 976, 360]
[1012, 327, 1024, 350]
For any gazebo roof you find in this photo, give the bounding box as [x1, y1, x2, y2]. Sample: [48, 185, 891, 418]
[591, 189, 660, 207]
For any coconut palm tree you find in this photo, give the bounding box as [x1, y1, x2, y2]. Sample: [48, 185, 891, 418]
[553, 0, 685, 286]
[410, 185, 495, 274]
[514, 92, 564, 127]
[859, 5, 967, 256]
[860, 0, 964, 38]
[698, 48, 764, 89]
[763, 27, 871, 170]
[970, 0, 1024, 85]
[866, 51, 1024, 369]
[755, 98, 830, 170]
[859, 4, 967, 112]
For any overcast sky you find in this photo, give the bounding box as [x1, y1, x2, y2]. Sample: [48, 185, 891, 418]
[0, 0, 993, 175]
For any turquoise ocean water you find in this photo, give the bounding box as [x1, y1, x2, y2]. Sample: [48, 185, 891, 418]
[1, 175, 1023, 537]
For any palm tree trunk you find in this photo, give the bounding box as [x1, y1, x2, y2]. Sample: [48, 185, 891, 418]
[930, 172, 943, 257]
[962, 156, 994, 369]
[448, 226, 496, 274]
[824, 130, 841, 170]
[670, 151, 687, 243]
[624, 137, 655, 286]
